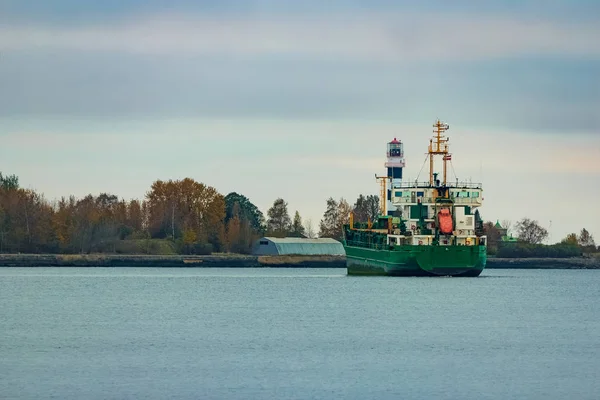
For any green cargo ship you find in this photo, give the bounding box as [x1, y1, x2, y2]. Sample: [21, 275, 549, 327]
[342, 120, 487, 277]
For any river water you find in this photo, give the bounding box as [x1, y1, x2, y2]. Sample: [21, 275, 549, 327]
[1, 267, 599, 400]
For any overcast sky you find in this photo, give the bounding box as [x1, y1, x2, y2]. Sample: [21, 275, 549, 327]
[1, 0, 599, 242]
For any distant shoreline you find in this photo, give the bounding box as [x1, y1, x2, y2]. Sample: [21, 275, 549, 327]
[0, 254, 599, 269]
[0, 254, 346, 268]
[486, 256, 600, 269]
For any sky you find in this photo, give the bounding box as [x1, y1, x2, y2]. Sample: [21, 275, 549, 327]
[1, 0, 599, 242]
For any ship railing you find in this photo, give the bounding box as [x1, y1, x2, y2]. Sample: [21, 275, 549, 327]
[452, 198, 483, 204]
[346, 240, 390, 250]
[393, 197, 482, 205]
[392, 181, 483, 189]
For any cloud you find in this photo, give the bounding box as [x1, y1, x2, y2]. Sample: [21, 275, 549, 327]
[1, 10, 598, 130]
[1, 51, 598, 132]
[1, 12, 598, 61]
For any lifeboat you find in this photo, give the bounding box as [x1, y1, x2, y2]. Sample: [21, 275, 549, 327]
[437, 208, 454, 235]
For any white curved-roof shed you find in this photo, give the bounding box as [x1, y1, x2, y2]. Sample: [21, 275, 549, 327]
[252, 237, 345, 256]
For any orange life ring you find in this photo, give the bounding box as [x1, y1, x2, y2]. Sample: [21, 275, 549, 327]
[418, 240, 423, 245]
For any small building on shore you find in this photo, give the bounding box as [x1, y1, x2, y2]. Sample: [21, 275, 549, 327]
[495, 220, 518, 242]
[251, 237, 345, 256]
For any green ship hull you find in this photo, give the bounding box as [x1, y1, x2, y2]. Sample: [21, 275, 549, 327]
[344, 244, 487, 277]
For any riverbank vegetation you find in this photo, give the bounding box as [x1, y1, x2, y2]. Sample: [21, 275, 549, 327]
[1, 172, 597, 258]
[484, 217, 597, 258]
[0, 172, 377, 255]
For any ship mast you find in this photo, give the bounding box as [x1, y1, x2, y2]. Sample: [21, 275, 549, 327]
[428, 120, 450, 186]
[375, 175, 388, 215]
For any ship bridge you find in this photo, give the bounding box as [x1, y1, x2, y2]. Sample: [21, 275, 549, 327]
[391, 180, 482, 203]
[391, 183, 483, 207]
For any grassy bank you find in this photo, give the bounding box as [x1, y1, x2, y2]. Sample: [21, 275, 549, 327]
[1, 254, 598, 269]
[0, 253, 346, 268]
[486, 256, 600, 269]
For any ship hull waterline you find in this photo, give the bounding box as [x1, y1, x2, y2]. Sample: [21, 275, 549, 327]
[344, 244, 487, 277]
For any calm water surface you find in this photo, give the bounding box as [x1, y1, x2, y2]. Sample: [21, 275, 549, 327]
[1, 268, 599, 400]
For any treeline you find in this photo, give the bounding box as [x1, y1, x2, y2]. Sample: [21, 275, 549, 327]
[6, 169, 595, 259]
[496, 243, 581, 258]
[483, 216, 597, 258]
[0, 173, 264, 254]
[318, 195, 378, 241]
[0, 172, 379, 255]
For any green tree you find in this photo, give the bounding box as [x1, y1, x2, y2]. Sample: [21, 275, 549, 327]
[474, 210, 484, 236]
[319, 197, 339, 239]
[224, 192, 265, 234]
[0, 172, 19, 190]
[289, 211, 306, 237]
[266, 198, 291, 237]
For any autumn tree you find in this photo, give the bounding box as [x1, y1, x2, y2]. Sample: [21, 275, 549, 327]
[145, 178, 226, 251]
[0, 172, 20, 252]
[353, 194, 380, 222]
[127, 199, 145, 233]
[51, 196, 77, 252]
[484, 222, 502, 243]
[224, 201, 257, 254]
[304, 218, 316, 238]
[0, 173, 57, 253]
[145, 179, 176, 239]
[289, 211, 306, 238]
[561, 233, 578, 246]
[203, 193, 227, 253]
[69, 195, 96, 253]
[226, 202, 242, 252]
[483, 221, 502, 254]
[319, 197, 352, 241]
[266, 198, 291, 237]
[578, 228, 595, 247]
[92, 193, 122, 249]
[224, 192, 265, 253]
[576, 228, 596, 253]
[21, 190, 55, 253]
[338, 199, 353, 230]
[0, 186, 54, 253]
[0, 172, 232, 254]
[516, 218, 548, 244]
